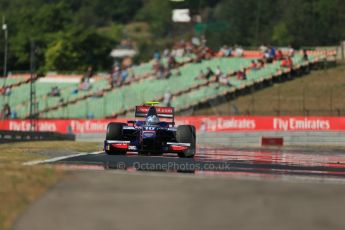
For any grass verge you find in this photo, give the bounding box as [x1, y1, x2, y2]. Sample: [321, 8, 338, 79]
[0, 141, 98, 230]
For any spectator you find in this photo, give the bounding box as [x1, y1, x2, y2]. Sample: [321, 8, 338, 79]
[250, 60, 258, 70]
[185, 41, 193, 54]
[79, 66, 93, 91]
[235, 45, 244, 57]
[264, 50, 271, 60]
[94, 88, 103, 98]
[269, 46, 276, 59]
[87, 112, 94, 119]
[205, 67, 214, 80]
[288, 45, 295, 57]
[2, 86, 12, 96]
[276, 49, 284, 60]
[215, 66, 223, 78]
[163, 68, 171, 79]
[168, 55, 177, 69]
[218, 45, 225, 57]
[71, 88, 78, 95]
[200, 121, 206, 133]
[84, 66, 94, 79]
[52, 86, 61, 97]
[219, 73, 231, 87]
[258, 59, 265, 68]
[174, 47, 185, 57]
[120, 67, 129, 84]
[302, 49, 309, 61]
[0, 104, 11, 119]
[191, 36, 201, 47]
[281, 57, 293, 68]
[287, 56, 293, 68]
[153, 50, 161, 61]
[79, 81, 91, 91]
[236, 69, 247, 80]
[48, 86, 61, 97]
[260, 44, 268, 54]
[152, 60, 161, 75]
[194, 51, 204, 63]
[163, 48, 170, 58]
[220, 45, 232, 57]
[265, 51, 274, 63]
[163, 91, 173, 107]
[111, 66, 121, 86]
[205, 47, 214, 58]
[156, 64, 165, 79]
[243, 68, 247, 80]
[10, 110, 17, 119]
[281, 58, 288, 67]
[126, 67, 135, 82]
[79, 77, 91, 91]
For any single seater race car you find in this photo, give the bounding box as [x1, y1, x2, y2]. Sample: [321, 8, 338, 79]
[104, 102, 196, 158]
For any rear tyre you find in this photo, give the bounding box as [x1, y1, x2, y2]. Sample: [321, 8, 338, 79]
[105, 122, 127, 155]
[176, 125, 196, 158]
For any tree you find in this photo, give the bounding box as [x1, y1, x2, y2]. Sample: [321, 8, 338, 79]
[45, 28, 113, 71]
[206, 0, 258, 47]
[136, 0, 172, 37]
[1, 0, 344, 72]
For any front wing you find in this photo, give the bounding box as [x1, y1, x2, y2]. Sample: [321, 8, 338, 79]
[104, 140, 191, 153]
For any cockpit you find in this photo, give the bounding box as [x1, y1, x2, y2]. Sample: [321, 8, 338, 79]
[145, 107, 160, 125]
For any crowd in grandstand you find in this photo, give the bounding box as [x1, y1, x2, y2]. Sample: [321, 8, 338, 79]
[101, 37, 307, 96]
[0, 35, 317, 120]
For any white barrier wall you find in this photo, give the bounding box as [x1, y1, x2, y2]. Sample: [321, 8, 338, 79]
[198, 132, 345, 147]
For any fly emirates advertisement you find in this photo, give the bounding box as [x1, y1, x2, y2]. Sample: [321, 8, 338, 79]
[0, 116, 344, 134]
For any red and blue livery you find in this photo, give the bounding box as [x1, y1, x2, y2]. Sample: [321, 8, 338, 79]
[104, 103, 196, 158]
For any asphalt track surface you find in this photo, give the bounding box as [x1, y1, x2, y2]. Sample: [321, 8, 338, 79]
[14, 146, 345, 230]
[52, 146, 345, 179]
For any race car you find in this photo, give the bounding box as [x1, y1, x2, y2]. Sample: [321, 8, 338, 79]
[104, 102, 196, 158]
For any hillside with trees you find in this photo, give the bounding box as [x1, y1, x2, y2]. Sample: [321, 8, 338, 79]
[0, 0, 344, 73]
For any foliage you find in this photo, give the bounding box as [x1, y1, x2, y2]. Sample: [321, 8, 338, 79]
[206, 0, 345, 47]
[135, 0, 173, 37]
[0, 0, 344, 72]
[45, 28, 113, 71]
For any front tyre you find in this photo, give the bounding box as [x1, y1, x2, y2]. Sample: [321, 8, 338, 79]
[105, 122, 127, 155]
[176, 125, 196, 158]
[106, 122, 126, 140]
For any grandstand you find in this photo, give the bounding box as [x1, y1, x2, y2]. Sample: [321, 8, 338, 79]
[0, 50, 330, 119]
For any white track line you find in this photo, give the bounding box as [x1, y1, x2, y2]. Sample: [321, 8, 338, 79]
[23, 151, 103, 166]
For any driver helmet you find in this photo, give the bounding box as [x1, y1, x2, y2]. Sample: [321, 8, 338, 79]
[146, 115, 160, 125]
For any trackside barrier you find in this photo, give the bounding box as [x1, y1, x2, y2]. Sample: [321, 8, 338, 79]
[1, 116, 345, 134]
[2, 116, 342, 146]
[0, 130, 75, 144]
[197, 131, 345, 147]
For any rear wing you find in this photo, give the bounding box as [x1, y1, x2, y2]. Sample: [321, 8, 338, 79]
[135, 106, 174, 120]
